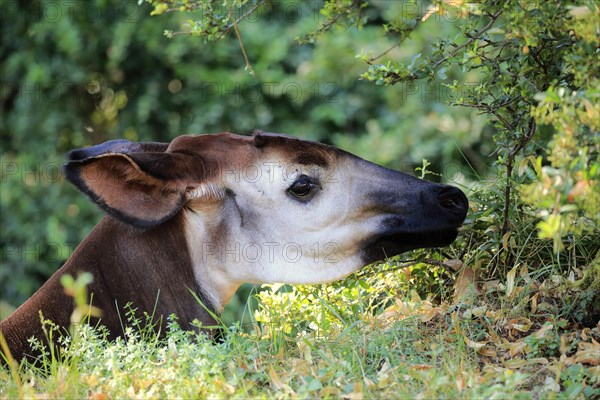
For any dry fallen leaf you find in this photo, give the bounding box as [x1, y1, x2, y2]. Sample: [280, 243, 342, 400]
[481, 280, 501, 292]
[508, 341, 527, 357]
[477, 346, 498, 358]
[581, 328, 591, 341]
[419, 302, 438, 323]
[444, 259, 464, 271]
[506, 266, 518, 298]
[268, 366, 294, 394]
[508, 317, 533, 333]
[297, 340, 313, 364]
[465, 338, 487, 350]
[573, 341, 600, 365]
[528, 357, 549, 365]
[486, 324, 502, 346]
[453, 265, 480, 303]
[519, 264, 530, 282]
[530, 293, 539, 313]
[456, 372, 466, 392]
[410, 364, 434, 371]
[462, 305, 487, 319]
[410, 290, 422, 303]
[534, 324, 554, 339]
[214, 378, 235, 395]
[503, 358, 527, 368]
[560, 335, 570, 356]
[377, 364, 395, 387]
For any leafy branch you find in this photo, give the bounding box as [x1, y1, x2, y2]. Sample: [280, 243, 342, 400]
[429, 10, 502, 71]
[360, 9, 503, 84]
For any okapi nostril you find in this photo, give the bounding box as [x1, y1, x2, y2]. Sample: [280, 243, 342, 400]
[438, 186, 468, 215]
[440, 198, 456, 207]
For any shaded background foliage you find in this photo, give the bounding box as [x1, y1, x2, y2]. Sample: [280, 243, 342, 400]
[1, 0, 597, 325]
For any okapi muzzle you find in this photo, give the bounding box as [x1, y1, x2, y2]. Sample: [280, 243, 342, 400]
[0, 132, 468, 363]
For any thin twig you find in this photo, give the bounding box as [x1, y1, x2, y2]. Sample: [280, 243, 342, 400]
[355, 259, 420, 279]
[497, 118, 537, 271]
[356, 255, 463, 280]
[229, 6, 255, 76]
[368, 3, 434, 64]
[453, 100, 516, 132]
[221, 0, 267, 38]
[368, 43, 400, 63]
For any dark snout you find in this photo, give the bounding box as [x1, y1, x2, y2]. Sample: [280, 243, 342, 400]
[360, 168, 469, 264]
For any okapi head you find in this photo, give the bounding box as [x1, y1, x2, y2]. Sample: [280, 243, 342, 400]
[0, 132, 468, 363]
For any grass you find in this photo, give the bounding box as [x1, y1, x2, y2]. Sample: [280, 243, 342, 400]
[1, 261, 598, 399]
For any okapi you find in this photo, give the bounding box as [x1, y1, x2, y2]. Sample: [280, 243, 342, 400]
[0, 132, 468, 363]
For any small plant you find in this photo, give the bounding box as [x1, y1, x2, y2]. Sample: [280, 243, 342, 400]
[60, 273, 102, 333]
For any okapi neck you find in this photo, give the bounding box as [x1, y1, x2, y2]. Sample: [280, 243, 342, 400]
[0, 214, 218, 363]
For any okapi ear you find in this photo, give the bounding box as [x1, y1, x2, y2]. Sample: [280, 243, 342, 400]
[64, 147, 207, 229]
[67, 139, 169, 161]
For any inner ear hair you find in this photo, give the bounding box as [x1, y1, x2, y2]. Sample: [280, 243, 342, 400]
[186, 184, 226, 200]
[64, 153, 190, 229]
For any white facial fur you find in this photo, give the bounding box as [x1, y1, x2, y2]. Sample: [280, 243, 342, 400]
[183, 154, 377, 311]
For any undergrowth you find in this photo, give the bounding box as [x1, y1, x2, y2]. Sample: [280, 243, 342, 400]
[1, 261, 598, 399]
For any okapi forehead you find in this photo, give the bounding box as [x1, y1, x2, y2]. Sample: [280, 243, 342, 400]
[165, 133, 257, 179]
[252, 132, 337, 167]
[166, 132, 338, 169]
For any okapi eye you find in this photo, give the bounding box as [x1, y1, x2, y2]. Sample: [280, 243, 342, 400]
[288, 175, 317, 198]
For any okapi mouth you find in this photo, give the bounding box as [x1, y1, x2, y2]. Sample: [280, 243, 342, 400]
[359, 183, 468, 264]
[361, 227, 460, 265]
